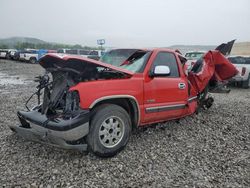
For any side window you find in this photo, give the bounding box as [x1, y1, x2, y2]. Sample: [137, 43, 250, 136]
[152, 52, 179, 77]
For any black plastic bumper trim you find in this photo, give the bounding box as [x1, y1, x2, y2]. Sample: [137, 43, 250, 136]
[17, 110, 89, 131]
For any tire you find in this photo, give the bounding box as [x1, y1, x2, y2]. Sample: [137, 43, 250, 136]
[242, 74, 250, 89]
[87, 104, 131, 157]
[6, 54, 11, 60]
[29, 57, 37, 64]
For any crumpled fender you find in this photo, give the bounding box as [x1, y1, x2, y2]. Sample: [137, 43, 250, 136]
[188, 50, 238, 93]
[210, 51, 238, 81]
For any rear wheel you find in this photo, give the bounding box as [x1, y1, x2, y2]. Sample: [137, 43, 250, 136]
[87, 104, 131, 157]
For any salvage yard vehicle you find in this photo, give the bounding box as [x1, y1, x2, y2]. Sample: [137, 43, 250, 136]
[228, 56, 250, 88]
[185, 51, 206, 61]
[57, 49, 103, 60]
[0, 49, 21, 59]
[9, 43, 238, 157]
[0, 49, 8, 58]
[8, 49, 18, 59]
[19, 49, 38, 63]
[184, 51, 206, 72]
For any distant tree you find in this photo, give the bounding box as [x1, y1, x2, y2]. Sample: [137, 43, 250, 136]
[13, 42, 100, 51]
[14, 42, 35, 50]
[0, 44, 9, 49]
[72, 44, 83, 49]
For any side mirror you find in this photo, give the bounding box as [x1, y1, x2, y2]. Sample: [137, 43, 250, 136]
[150, 65, 170, 77]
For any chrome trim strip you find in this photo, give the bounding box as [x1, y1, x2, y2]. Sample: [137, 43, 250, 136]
[145, 104, 186, 113]
[188, 96, 197, 103]
[89, 95, 141, 126]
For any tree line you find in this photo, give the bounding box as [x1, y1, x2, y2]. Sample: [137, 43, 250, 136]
[0, 42, 101, 50]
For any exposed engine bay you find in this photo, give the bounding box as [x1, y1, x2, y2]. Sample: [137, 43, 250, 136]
[26, 57, 130, 118]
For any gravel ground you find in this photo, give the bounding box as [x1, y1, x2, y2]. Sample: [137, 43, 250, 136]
[0, 60, 249, 187]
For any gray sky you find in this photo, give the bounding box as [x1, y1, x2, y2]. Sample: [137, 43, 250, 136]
[1, 0, 249, 47]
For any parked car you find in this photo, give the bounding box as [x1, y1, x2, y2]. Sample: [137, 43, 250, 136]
[9, 45, 238, 157]
[13, 50, 24, 61]
[57, 49, 103, 60]
[87, 50, 104, 60]
[0, 49, 8, 58]
[37, 49, 57, 60]
[184, 51, 206, 71]
[57, 49, 89, 56]
[8, 49, 18, 59]
[19, 49, 38, 63]
[0, 49, 19, 59]
[228, 56, 250, 88]
[185, 51, 206, 60]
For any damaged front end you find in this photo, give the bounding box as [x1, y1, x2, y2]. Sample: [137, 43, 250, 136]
[10, 70, 90, 151]
[10, 54, 132, 151]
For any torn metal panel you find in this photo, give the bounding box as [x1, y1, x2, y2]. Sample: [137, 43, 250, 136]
[188, 50, 238, 93]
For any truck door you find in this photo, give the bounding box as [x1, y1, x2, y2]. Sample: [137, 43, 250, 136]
[143, 51, 189, 123]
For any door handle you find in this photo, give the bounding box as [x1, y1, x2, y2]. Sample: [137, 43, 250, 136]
[178, 83, 186, 89]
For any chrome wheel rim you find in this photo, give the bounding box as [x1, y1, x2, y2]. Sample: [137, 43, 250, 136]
[98, 116, 125, 148]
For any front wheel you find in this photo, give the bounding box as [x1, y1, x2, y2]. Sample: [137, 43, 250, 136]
[87, 104, 131, 157]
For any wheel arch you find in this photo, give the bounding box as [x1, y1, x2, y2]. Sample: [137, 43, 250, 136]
[90, 95, 140, 129]
[29, 56, 37, 60]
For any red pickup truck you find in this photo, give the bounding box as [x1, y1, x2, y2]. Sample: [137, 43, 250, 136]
[10, 47, 237, 157]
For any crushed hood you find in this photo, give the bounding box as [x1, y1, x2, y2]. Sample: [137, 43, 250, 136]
[39, 53, 134, 76]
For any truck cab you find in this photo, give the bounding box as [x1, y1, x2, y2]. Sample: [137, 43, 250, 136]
[99, 49, 196, 124]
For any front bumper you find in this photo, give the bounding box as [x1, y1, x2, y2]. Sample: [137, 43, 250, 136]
[9, 110, 90, 151]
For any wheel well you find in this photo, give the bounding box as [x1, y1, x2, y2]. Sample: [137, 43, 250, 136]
[30, 57, 37, 60]
[91, 98, 139, 129]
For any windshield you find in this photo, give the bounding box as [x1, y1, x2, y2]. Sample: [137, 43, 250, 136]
[185, 52, 205, 60]
[100, 49, 151, 73]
